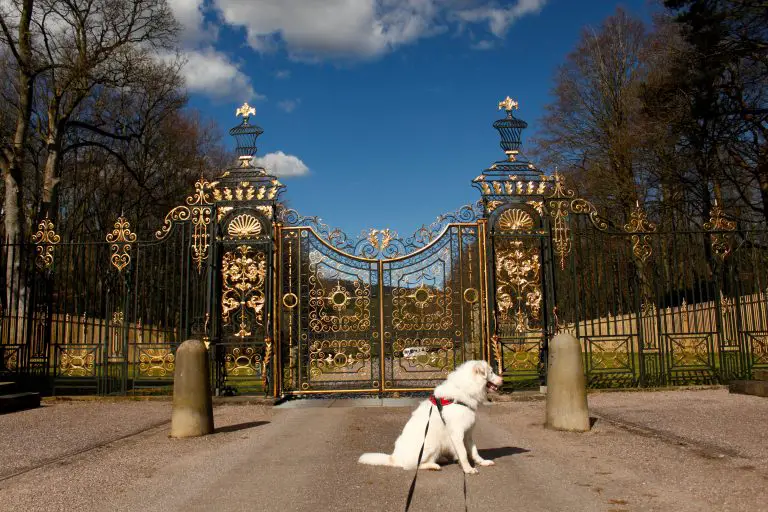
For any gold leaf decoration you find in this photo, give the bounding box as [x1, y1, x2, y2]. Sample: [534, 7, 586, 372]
[106, 216, 137, 272]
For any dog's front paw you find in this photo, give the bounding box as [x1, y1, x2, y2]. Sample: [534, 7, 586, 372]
[463, 467, 480, 475]
[478, 459, 495, 467]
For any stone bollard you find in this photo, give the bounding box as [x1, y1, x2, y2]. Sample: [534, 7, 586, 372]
[545, 333, 590, 432]
[170, 339, 214, 438]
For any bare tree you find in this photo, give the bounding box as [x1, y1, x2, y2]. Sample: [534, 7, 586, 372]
[532, 8, 648, 219]
[30, 0, 179, 224]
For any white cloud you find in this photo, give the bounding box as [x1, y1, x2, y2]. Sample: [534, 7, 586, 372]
[274, 69, 291, 79]
[471, 40, 495, 50]
[256, 151, 309, 177]
[277, 99, 300, 113]
[210, 0, 543, 61]
[179, 48, 263, 101]
[168, 0, 217, 43]
[455, 0, 546, 38]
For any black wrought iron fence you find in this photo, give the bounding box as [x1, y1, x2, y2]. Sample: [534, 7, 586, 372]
[0, 217, 213, 395]
[553, 209, 768, 388]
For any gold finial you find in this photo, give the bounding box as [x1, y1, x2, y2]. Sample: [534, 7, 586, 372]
[498, 96, 519, 112]
[236, 102, 256, 119]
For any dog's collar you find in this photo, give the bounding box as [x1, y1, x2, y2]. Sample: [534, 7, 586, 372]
[429, 394, 476, 412]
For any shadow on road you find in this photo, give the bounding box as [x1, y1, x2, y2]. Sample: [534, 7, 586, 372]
[478, 446, 530, 460]
[215, 421, 270, 434]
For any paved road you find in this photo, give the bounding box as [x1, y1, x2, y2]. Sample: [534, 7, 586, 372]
[0, 390, 766, 512]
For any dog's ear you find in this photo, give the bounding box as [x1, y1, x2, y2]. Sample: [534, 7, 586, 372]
[473, 361, 487, 376]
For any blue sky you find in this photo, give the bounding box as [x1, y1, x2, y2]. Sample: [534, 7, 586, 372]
[171, 0, 656, 239]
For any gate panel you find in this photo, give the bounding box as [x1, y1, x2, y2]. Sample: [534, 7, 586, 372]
[489, 205, 549, 389]
[213, 208, 273, 394]
[280, 227, 380, 392]
[381, 225, 483, 390]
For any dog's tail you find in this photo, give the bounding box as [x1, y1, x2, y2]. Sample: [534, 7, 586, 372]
[358, 452, 394, 466]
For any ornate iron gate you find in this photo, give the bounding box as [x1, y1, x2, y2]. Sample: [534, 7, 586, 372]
[277, 207, 487, 393]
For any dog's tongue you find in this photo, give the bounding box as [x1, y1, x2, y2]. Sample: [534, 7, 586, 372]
[486, 382, 498, 391]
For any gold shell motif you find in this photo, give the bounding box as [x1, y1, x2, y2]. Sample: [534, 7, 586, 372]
[497, 208, 534, 232]
[227, 214, 262, 238]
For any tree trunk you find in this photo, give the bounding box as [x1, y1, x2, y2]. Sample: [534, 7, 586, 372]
[40, 111, 63, 223]
[2, 0, 35, 328]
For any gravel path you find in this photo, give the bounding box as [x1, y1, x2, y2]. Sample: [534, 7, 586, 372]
[0, 390, 765, 512]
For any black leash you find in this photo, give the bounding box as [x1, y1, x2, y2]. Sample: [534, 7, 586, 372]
[404, 405, 433, 512]
[404, 401, 469, 512]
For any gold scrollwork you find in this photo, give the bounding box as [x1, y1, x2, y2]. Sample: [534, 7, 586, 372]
[368, 229, 396, 252]
[156, 177, 214, 274]
[393, 337, 454, 373]
[217, 206, 234, 222]
[190, 205, 212, 273]
[224, 346, 262, 376]
[59, 347, 96, 377]
[106, 216, 137, 272]
[392, 282, 453, 331]
[32, 215, 61, 269]
[669, 334, 711, 368]
[749, 334, 768, 365]
[504, 340, 539, 372]
[570, 198, 609, 231]
[526, 200, 544, 216]
[309, 339, 371, 376]
[308, 252, 371, 333]
[623, 203, 657, 263]
[589, 337, 631, 370]
[544, 172, 608, 269]
[495, 239, 542, 334]
[221, 246, 267, 338]
[138, 348, 175, 377]
[486, 200, 503, 213]
[2, 346, 19, 371]
[549, 200, 571, 270]
[703, 203, 736, 260]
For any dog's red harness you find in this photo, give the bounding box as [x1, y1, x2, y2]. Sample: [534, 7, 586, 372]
[428, 395, 454, 407]
[429, 394, 475, 411]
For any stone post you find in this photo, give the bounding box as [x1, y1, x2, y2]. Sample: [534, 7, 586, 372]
[545, 333, 590, 432]
[170, 339, 214, 438]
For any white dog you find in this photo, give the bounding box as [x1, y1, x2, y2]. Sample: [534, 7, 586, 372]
[359, 360, 503, 474]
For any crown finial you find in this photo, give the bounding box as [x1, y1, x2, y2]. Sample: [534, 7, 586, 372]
[236, 102, 256, 120]
[498, 96, 519, 113]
